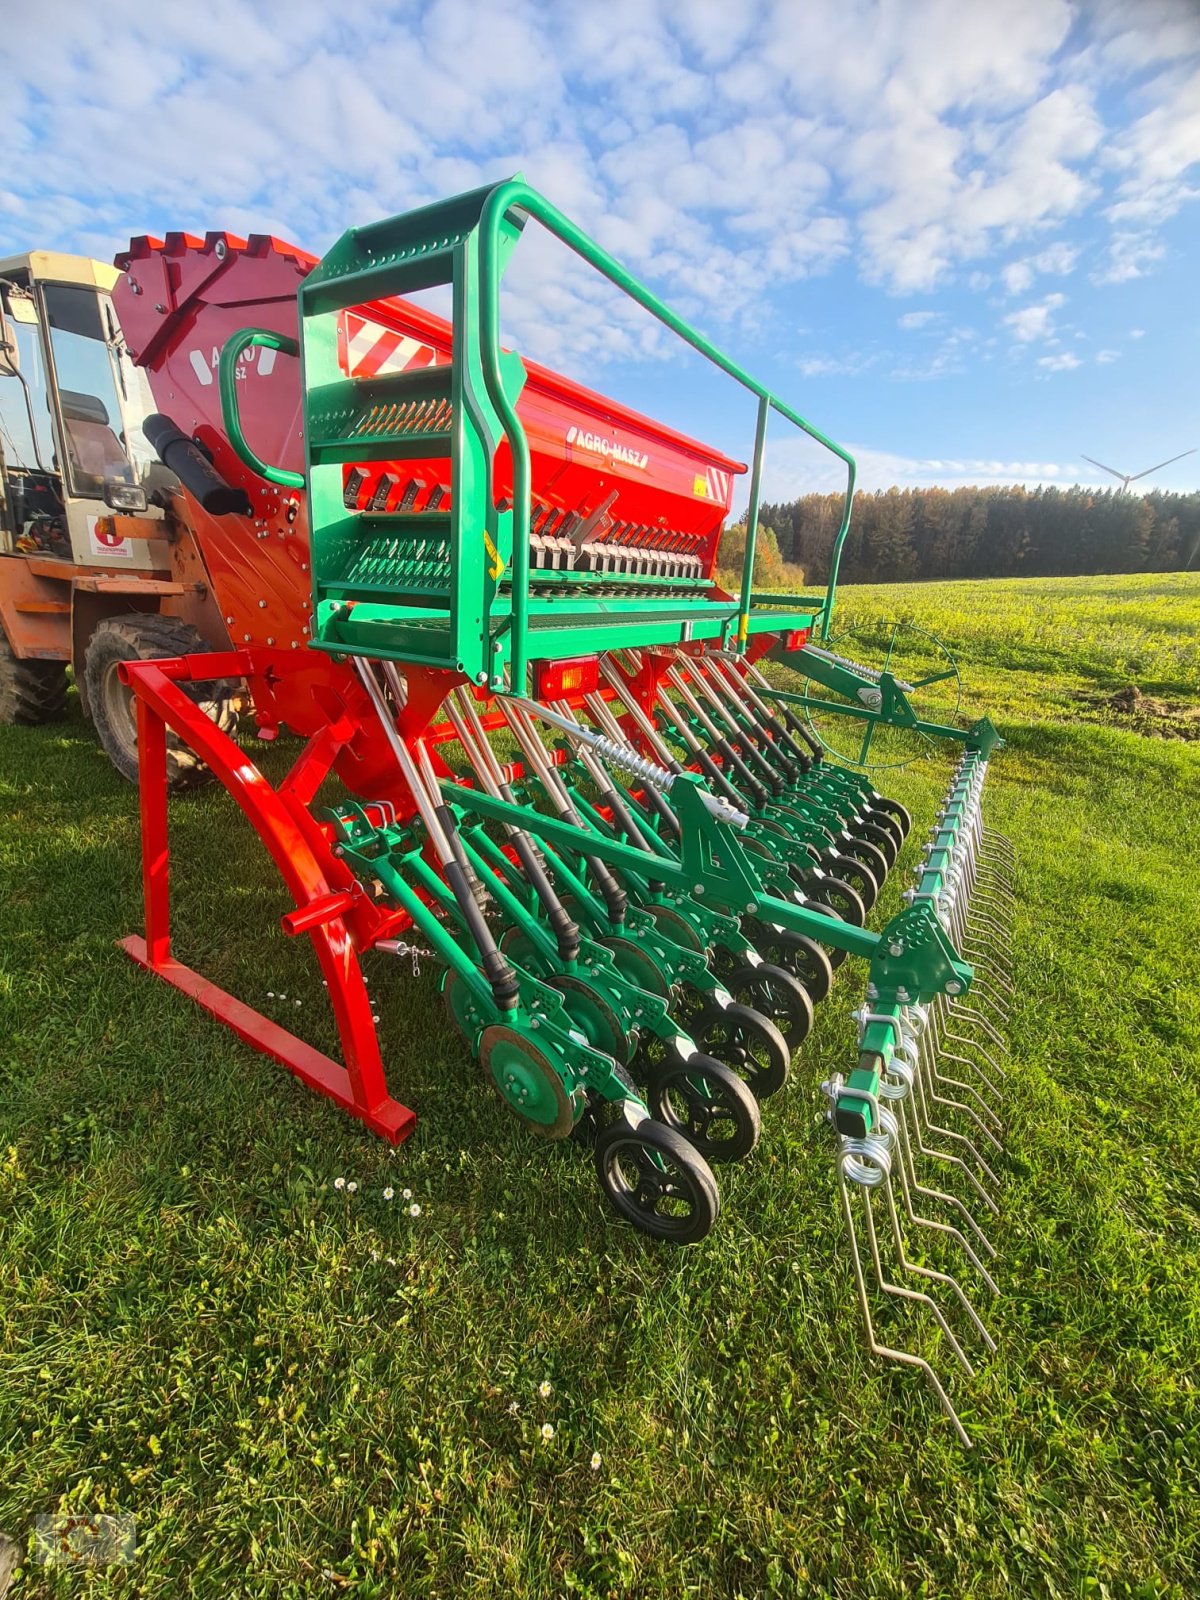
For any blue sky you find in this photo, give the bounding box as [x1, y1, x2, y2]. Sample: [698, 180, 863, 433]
[3, 0, 1198, 501]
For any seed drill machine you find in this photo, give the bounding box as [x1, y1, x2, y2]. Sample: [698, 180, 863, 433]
[109, 179, 1012, 1439]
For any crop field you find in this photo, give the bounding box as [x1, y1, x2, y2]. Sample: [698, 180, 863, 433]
[1, 570, 1198, 1598]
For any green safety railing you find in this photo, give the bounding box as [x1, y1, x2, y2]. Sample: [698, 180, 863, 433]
[472, 179, 857, 690]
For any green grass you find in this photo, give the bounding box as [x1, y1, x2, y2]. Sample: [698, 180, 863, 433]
[1, 571, 1199, 1598]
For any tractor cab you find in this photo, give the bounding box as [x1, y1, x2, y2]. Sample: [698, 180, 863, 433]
[0, 251, 168, 569]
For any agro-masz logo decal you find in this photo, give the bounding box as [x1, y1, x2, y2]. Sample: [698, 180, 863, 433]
[565, 425, 649, 470]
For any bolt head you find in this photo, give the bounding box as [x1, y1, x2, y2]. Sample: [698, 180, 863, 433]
[945, 979, 963, 996]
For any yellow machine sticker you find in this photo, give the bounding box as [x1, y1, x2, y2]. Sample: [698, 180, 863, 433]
[483, 530, 505, 581]
[693, 474, 708, 497]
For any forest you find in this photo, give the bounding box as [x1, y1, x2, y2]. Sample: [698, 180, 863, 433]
[722, 485, 1200, 587]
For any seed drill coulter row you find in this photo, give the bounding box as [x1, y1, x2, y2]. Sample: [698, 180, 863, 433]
[112, 180, 1013, 1437]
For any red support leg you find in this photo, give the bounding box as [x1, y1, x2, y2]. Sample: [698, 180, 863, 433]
[137, 696, 172, 967]
[118, 658, 417, 1147]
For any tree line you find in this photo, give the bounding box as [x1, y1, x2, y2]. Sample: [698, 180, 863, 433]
[728, 485, 1200, 585]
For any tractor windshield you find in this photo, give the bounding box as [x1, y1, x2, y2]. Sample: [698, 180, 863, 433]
[42, 283, 158, 503]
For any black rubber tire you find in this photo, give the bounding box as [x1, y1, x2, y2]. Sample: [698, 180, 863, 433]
[595, 1115, 720, 1243]
[84, 615, 240, 791]
[726, 961, 815, 1051]
[801, 872, 867, 927]
[838, 832, 892, 885]
[646, 1052, 761, 1164]
[746, 925, 834, 1003]
[868, 796, 911, 841]
[692, 999, 790, 1099]
[817, 849, 880, 911]
[0, 642, 68, 725]
[849, 817, 900, 870]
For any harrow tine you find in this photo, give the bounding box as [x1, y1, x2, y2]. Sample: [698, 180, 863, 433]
[832, 1095, 976, 1446]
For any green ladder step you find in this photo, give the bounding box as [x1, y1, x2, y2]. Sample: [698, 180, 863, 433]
[309, 367, 454, 465]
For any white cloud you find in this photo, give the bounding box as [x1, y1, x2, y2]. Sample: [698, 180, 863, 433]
[897, 311, 939, 330]
[1036, 352, 1082, 371]
[1096, 349, 1121, 363]
[1129, 327, 1146, 338]
[0, 0, 1196, 371]
[1091, 233, 1168, 284]
[759, 435, 1075, 497]
[1003, 292, 1067, 342]
[1000, 241, 1079, 294]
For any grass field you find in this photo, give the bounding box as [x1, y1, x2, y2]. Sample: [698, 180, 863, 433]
[1, 571, 1198, 1598]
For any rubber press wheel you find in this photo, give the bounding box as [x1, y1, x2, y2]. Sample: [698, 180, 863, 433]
[817, 850, 880, 911]
[479, 1024, 578, 1139]
[691, 1001, 790, 1100]
[725, 962, 815, 1052]
[849, 817, 900, 871]
[746, 927, 834, 1004]
[594, 1117, 720, 1243]
[868, 796, 912, 841]
[800, 873, 866, 926]
[646, 1052, 761, 1163]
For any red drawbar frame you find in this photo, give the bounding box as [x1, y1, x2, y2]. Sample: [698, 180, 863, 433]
[119, 649, 417, 1145]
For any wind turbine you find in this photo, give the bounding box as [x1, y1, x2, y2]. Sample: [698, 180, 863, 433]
[1081, 448, 1196, 492]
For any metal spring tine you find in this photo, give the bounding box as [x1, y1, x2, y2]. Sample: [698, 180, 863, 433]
[879, 1063, 1001, 1300]
[875, 1174, 988, 1360]
[906, 1074, 1001, 1211]
[959, 938, 1014, 988]
[926, 1063, 1004, 1134]
[946, 998, 1008, 1052]
[892, 1093, 1000, 1266]
[909, 1034, 1002, 1187]
[885, 1148, 999, 1338]
[839, 1127, 975, 1372]
[941, 1026, 1011, 1087]
[917, 1015, 1006, 1128]
[970, 881, 1017, 919]
[837, 1174, 975, 1447]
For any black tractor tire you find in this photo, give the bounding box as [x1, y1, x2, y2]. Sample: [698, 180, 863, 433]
[0, 641, 69, 725]
[84, 615, 240, 791]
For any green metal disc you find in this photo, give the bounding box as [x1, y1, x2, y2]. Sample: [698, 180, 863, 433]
[599, 935, 673, 998]
[548, 974, 631, 1063]
[499, 925, 543, 972]
[479, 1024, 577, 1139]
[646, 904, 706, 953]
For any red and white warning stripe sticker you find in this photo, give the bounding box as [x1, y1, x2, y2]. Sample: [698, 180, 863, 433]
[705, 466, 732, 505]
[342, 313, 445, 378]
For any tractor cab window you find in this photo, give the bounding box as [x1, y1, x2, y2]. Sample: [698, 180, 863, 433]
[42, 283, 158, 503]
[0, 285, 67, 553]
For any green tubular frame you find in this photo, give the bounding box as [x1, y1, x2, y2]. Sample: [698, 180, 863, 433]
[474, 179, 857, 681]
[219, 331, 305, 489]
[215, 179, 861, 685]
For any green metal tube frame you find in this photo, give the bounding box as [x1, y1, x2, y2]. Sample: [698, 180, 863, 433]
[218, 330, 305, 489]
[473, 179, 858, 688]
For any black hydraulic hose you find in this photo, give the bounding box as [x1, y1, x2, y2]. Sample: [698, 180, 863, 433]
[712, 737, 771, 810]
[442, 858, 520, 1010]
[504, 828, 580, 963]
[144, 413, 254, 516]
[599, 785, 666, 896]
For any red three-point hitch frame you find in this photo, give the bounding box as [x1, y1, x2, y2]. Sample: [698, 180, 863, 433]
[118, 650, 417, 1145]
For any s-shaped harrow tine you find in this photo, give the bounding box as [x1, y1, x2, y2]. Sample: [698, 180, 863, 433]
[829, 1089, 975, 1447]
[874, 1044, 1001, 1305]
[899, 1020, 1002, 1188]
[906, 1014, 1004, 1156]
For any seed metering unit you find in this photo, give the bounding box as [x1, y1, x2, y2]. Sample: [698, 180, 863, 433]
[110, 179, 1012, 1440]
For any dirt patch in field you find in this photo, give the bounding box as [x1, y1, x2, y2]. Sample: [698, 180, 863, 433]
[1075, 683, 1200, 741]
